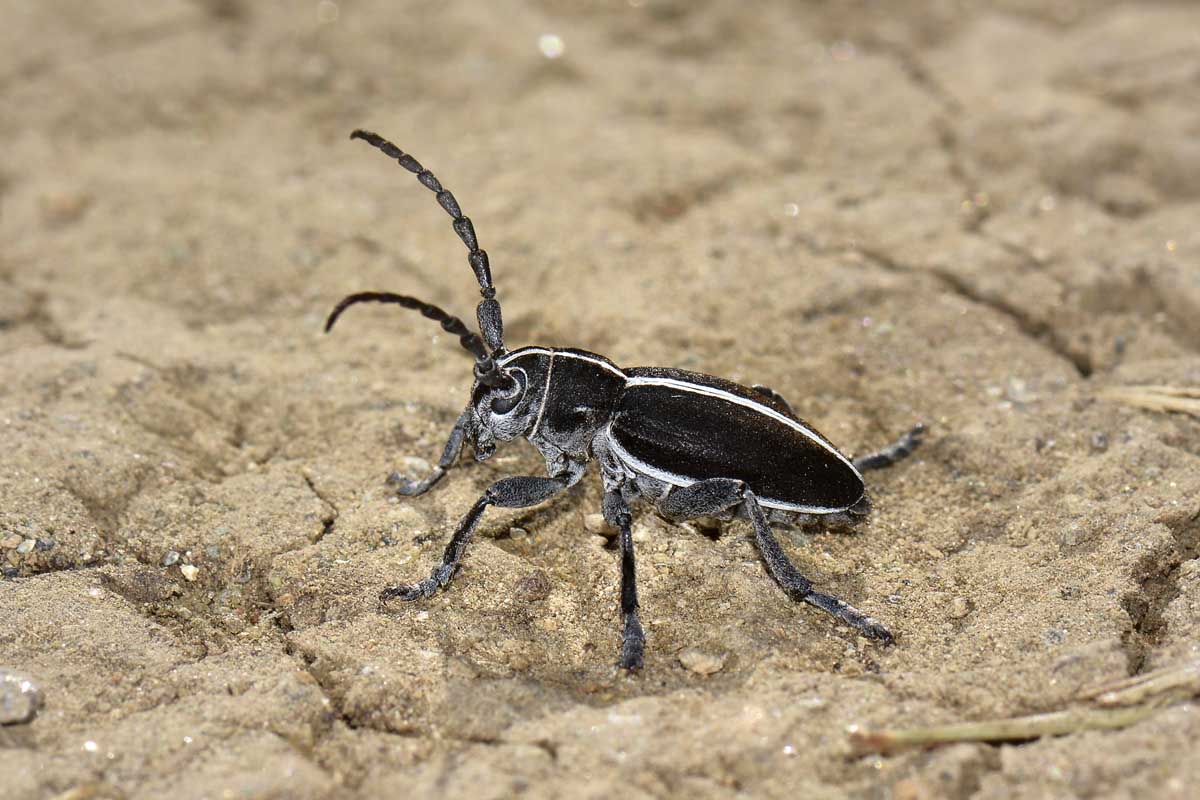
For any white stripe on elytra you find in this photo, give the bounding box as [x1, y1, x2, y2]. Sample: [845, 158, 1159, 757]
[623, 376, 860, 476]
[605, 433, 842, 514]
[530, 351, 554, 437]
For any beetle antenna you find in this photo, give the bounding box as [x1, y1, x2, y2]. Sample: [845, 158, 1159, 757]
[350, 130, 505, 358]
[324, 291, 509, 386]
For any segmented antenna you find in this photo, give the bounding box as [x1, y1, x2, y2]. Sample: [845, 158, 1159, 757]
[323, 290, 483, 354]
[349, 130, 505, 356]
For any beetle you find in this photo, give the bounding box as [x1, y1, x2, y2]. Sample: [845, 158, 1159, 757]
[325, 129, 925, 670]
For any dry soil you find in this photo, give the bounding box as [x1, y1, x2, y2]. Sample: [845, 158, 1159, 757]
[3, 2, 1200, 798]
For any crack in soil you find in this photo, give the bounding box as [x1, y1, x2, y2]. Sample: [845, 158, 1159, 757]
[794, 236, 1093, 379]
[927, 263, 1093, 378]
[866, 39, 1102, 379]
[1121, 508, 1200, 674]
[302, 472, 339, 543]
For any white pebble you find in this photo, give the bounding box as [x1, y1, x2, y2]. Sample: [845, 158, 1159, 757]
[678, 648, 726, 675]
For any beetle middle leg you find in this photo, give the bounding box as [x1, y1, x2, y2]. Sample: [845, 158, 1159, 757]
[852, 423, 925, 473]
[386, 406, 473, 496]
[660, 479, 893, 643]
[381, 474, 570, 602]
[602, 487, 645, 670]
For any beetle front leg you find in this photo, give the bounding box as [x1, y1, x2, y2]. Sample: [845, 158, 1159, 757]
[602, 488, 645, 671]
[852, 423, 925, 473]
[659, 479, 893, 644]
[380, 474, 569, 602]
[387, 406, 473, 496]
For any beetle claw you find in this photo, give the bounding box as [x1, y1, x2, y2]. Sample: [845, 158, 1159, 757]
[379, 581, 431, 603]
[619, 642, 644, 671]
[862, 620, 895, 645]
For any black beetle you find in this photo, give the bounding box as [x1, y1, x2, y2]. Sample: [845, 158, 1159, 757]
[326, 130, 924, 670]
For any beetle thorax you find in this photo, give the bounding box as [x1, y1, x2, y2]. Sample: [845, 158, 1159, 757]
[511, 348, 628, 464]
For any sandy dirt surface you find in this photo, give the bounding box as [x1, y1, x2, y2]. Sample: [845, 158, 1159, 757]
[3, 1, 1200, 797]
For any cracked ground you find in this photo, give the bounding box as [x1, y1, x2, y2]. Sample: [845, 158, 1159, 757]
[3, 1, 1200, 798]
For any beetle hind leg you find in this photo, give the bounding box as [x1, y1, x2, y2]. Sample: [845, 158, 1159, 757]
[852, 423, 926, 473]
[659, 479, 893, 644]
[742, 491, 893, 643]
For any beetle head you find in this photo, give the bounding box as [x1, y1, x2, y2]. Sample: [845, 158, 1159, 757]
[469, 364, 537, 459]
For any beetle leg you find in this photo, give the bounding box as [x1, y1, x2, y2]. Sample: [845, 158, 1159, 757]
[742, 489, 893, 644]
[603, 487, 645, 671]
[387, 406, 473, 496]
[658, 478, 744, 520]
[852, 423, 926, 473]
[660, 479, 893, 644]
[751, 384, 798, 419]
[380, 474, 570, 602]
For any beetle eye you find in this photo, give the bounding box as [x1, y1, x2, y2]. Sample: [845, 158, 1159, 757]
[489, 371, 525, 414]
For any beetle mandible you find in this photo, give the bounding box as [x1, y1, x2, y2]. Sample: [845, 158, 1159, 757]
[325, 129, 925, 670]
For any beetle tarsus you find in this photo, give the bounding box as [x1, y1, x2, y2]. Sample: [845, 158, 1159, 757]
[619, 616, 645, 671]
[802, 590, 895, 644]
[853, 423, 926, 472]
[387, 468, 446, 497]
[381, 563, 456, 603]
[380, 580, 431, 603]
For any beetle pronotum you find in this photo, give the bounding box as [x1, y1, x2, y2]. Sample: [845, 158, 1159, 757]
[326, 130, 924, 669]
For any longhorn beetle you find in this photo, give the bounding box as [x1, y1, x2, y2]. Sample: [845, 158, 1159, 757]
[326, 129, 925, 670]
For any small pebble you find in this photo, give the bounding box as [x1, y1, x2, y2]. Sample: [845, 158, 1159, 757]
[509, 526, 529, 540]
[39, 191, 92, 227]
[15, 539, 35, 555]
[161, 550, 181, 567]
[678, 648, 726, 675]
[949, 597, 971, 619]
[514, 570, 552, 602]
[0, 534, 21, 550]
[401, 456, 433, 475]
[180, 564, 199, 582]
[0, 669, 43, 725]
[584, 513, 614, 536]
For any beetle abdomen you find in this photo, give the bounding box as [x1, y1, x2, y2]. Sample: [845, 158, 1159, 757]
[609, 368, 864, 513]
